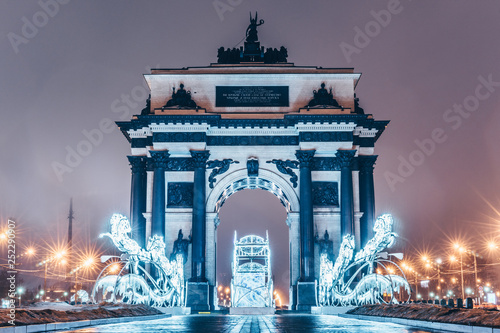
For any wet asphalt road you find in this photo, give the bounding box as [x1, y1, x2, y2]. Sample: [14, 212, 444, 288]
[61, 314, 445, 333]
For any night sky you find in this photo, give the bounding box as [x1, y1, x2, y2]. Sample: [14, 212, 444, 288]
[2, 1, 500, 304]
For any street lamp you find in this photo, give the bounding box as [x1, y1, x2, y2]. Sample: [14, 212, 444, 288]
[436, 258, 442, 298]
[453, 244, 466, 300]
[454, 244, 480, 304]
[37, 249, 67, 301]
[17, 287, 24, 307]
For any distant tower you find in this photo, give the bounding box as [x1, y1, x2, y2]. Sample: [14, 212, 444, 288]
[67, 198, 74, 277]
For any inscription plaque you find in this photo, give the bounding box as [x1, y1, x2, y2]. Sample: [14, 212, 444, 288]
[216, 86, 289, 107]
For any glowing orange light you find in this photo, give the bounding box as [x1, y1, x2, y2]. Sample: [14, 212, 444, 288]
[109, 263, 119, 273]
[83, 257, 94, 267]
[55, 251, 65, 259]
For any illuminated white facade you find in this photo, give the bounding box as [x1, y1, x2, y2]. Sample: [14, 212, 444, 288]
[116, 16, 389, 310]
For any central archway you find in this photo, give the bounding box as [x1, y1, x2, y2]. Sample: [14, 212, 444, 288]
[205, 168, 300, 308]
[216, 189, 288, 305]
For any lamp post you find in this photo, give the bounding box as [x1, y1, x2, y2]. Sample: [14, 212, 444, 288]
[460, 250, 465, 300]
[37, 250, 66, 302]
[455, 244, 481, 304]
[414, 270, 419, 299]
[472, 251, 478, 305]
[453, 245, 466, 300]
[436, 258, 442, 299]
[43, 262, 48, 302]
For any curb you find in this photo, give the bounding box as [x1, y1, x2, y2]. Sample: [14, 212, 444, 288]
[0, 314, 170, 333]
[339, 313, 499, 333]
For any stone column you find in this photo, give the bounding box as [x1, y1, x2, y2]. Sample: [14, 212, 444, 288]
[127, 156, 147, 248]
[150, 150, 170, 241]
[358, 155, 377, 248]
[337, 150, 356, 238]
[190, 150, 210, 282]
[295, 150, 316, 282]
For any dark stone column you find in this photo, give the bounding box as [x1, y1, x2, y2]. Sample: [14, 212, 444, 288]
[359, 155, 377, 248]
[190, 150, 210, 282]
[150, 150, 170, 241]
[295, 149, 316, 282]
[127, 156, 147, 248]
[336, 150, 356, 238]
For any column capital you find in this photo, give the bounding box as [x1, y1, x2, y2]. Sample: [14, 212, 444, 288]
[358, 155, 378, 174]
[127, 155, 147, 173]
[295, 150, 316, 167]
[150, 150, 170, 169]
[336, 149, 356, 168]
[190, 150, 210, 168]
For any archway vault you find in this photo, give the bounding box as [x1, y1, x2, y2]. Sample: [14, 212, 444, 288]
[206, 167, 300, 217]
[205, 167, 301, 300]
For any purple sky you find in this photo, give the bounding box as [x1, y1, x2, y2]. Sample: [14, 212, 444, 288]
[2, 1, 500, 303]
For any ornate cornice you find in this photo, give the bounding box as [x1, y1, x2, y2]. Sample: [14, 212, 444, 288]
[131, 137, 153, 148]
[312, 157, 340, 171]
[358, 155, 378, 174]
[207, 135, 299, 146]
[335, 149, 356, 168]
[190, 150, 210, 168]
[166, 158, 194, 171]
[127, 155, 147, 173]
[145, 157, 194, 172]
[149, 150, 170, 169]
[295, 150, 316, 167]
[299, 131, 352, 142]
[154, 132, 206, 143]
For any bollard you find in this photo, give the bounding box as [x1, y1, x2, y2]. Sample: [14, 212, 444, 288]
[457, 298, 463, 308]
[440, 299, 446, 306]
[448, 299, 455, 307]
[466, 298, 473, 309]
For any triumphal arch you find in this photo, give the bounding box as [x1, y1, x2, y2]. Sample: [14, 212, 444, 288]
[117, 15, 388, 311]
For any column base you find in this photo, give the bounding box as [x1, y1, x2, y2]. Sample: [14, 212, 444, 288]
[295, 281, 317, 311]
[289, 285, 297, 310]
[186, 282, 212, 312]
